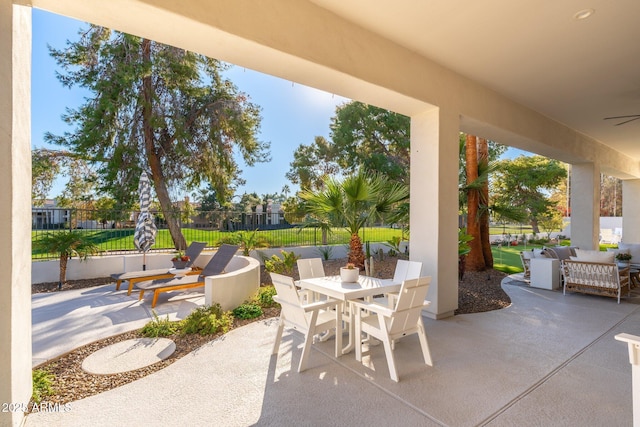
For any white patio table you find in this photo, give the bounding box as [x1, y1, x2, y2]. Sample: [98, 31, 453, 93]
[298, 275, 401, 355]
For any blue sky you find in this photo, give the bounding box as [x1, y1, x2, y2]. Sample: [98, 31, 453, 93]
[32, 10, 530, 201]
[31, 9, 349, 199]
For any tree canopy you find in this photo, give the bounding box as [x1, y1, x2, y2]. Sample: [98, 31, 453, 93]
[46, 26, 269, 248]
[492, 155, 567, 233]
[287, 102, 410, 191]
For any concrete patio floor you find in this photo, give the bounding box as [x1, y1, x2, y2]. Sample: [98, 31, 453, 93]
[27, 277, 640, 426]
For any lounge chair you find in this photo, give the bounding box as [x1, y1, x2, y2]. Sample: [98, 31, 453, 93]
[136, 244, 239, 308]
[112, 241, 207, 295]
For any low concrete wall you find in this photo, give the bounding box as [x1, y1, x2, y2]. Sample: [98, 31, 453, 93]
[32, 253, 182, 284]
[31, 243, 402, 284]
[205, 256, 260, 311]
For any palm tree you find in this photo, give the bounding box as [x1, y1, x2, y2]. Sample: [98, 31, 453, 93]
[235, 229, 271, 256]
[301, 170, 408, 268]
[33, 231, 100, 289]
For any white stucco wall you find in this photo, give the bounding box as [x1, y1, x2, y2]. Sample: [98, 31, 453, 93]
[0, 3, 32, 426]
[205, 256, 260, 311]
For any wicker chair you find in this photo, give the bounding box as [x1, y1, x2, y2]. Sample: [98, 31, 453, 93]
[520, 252, 532, 279]
[561, 260, 630, 304]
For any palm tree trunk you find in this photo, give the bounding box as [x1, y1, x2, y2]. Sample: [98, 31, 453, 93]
[348, 233, 365, 269]
[59, 254, 68, 290]
[465, 134, 485, 271]
[141, 38, 186, 250]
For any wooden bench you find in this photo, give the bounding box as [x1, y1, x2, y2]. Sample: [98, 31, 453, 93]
[561, 260, 630, 304]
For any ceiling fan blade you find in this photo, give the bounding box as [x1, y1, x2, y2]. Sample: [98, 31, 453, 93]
[613, 117, 640, 126]
[604, 114, 640, 120]
[604, 114, 640, 126]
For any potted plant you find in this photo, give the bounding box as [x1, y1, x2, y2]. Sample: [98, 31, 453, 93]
[340, 262, 359, 283]
[615, 252, 632, 267]
[171, 252, 190, 269]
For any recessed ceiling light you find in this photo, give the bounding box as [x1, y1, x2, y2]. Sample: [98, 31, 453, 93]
[573, 8, 595, 20]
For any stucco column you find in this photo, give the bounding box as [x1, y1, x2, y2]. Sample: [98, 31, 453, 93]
[570, 163, 600, 250]
[410, 108, 459, 319]
[0, 2, 32, 426]
[622, 179, 640, 243]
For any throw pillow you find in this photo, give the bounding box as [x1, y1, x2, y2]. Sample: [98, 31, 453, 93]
[574, 249, 615, 263]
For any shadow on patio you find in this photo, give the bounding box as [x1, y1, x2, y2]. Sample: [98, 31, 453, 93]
[27, 279, 640, 426]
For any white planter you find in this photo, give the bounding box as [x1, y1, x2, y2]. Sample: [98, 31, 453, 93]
[340, 267, 359, 283]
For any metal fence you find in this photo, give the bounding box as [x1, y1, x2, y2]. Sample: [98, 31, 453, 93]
[31, 207, 405, 260]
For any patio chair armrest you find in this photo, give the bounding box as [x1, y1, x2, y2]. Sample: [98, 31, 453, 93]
[351, 300, 395, 317]
[301, 298, 341, 312]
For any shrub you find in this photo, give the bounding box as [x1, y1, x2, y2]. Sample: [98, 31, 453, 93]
[252, 285, 277, 308]
[140, 311, 180, 337]
[264, 249, 300, 275]
[528, 237, 551, 246]
[232, 303, 263, 319]
[316, 246, 333, 261]
[32, 369, 54, 404]
[180, 304, 233, 336]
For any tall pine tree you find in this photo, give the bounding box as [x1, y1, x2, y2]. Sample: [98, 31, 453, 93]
[46, 26, 269, 249]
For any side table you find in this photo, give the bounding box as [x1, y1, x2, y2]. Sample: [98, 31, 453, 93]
[530, 258, 560, 290]
[169, 267, 192, 277]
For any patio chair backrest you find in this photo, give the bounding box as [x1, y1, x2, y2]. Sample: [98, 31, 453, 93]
[200, 244, 239, 277]
[270, 272, 309, 330]
[388, 276, 431, 336]
[184, 241, 207, 268]
[297, 258, 325, 280]
[393, 260, 423, 283]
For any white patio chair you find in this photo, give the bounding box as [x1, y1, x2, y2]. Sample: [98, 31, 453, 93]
[393, 259, 423, 283]
[376, 259, 423, 307]
[270, 273, 342, 372]
[297, 257, 325, 279]
[296, 258, 326, 303]
[352, 276, 433, 382]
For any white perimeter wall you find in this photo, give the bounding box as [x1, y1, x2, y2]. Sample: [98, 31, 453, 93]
[32, 243, 401, 284]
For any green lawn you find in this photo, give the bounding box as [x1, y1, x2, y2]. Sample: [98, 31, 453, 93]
[32, 227, 587, 276]
[492, 242, 617, 275]
[491, 244, 536, 274]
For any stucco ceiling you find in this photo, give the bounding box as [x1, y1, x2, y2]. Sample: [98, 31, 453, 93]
[28, 0, 640, 167]
[311, 0, 640, 160]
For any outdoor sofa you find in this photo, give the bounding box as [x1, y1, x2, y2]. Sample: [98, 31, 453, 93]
[561, 249, 630, 304]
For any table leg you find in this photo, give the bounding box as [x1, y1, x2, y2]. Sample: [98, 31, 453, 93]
[341, 301, 356, 355]
[335, 305, 343, 358]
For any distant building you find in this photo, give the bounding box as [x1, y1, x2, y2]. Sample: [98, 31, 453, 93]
[32, 199, 70, 229]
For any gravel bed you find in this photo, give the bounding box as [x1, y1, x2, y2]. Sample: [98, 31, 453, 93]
[31, 256, 510, 407]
